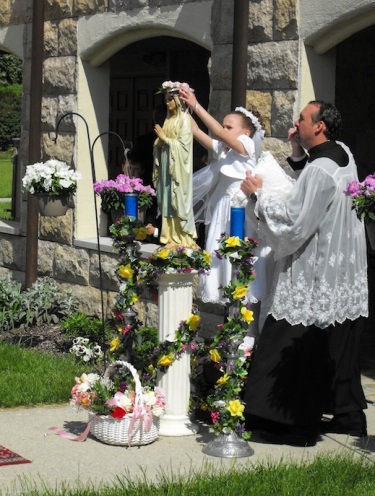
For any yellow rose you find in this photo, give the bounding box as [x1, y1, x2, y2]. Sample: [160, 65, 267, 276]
[109, 336, 121, 353]
[158, 353, 175, 367]
[227, 399, 245, 417]
[203, 250, 211, 264]
[156, 249, 170, 259]
[130, 294, 139, 305]
[118, 264, 134, 279]
[241, 307, 254, 323]
[135, 227, 148, 241]
[216, 373, 229, 386]
[232, 285, 248, 300]
[225, 236, 241, 248]
[148, 364, 155, 372]
[210, 349, 221, 363]
[186, 314, 200, 331]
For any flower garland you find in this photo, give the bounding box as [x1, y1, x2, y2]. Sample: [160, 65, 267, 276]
[192, 235, 258, 439]
[156, 81, 194, 95]
[108, 226, 258, 439]
[108, 233, 211, 370]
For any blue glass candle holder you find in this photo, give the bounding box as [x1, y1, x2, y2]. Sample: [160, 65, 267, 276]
[230, 206, 245, 239]
[124, 193, 138, 218]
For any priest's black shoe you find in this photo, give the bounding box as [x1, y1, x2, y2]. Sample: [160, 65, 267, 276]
[320, 411, 367, 437]
[260, 429, 318, 447]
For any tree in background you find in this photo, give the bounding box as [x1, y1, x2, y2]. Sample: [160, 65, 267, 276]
[0, 51, 22, 150]
[0, 52, 22, 85]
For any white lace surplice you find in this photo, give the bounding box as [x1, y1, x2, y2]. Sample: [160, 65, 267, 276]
[251, 142, 369, 328]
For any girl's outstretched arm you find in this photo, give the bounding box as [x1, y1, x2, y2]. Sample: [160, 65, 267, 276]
[180, 86, 248, 154]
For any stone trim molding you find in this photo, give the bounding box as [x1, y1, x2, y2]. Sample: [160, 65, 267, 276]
[78, 2, 213, 67]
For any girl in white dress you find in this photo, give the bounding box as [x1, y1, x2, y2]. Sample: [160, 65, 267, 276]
[179, 87, 269, 331]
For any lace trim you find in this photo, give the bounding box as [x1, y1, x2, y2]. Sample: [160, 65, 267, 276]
[271, 268, 368, 328]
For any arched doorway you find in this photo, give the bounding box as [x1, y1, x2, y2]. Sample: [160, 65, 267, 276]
[335, 25, 375, 181]
[108, 36, 210, 181]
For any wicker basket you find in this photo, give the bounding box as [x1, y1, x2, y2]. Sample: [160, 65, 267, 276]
[89, 360, 159, 446]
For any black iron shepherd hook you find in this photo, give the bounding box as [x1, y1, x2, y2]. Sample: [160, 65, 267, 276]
[49, 112, 128, 367]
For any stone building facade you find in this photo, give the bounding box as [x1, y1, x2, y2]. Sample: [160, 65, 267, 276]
[0, 0, 374, 322]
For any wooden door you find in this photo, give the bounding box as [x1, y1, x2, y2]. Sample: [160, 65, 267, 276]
[108, 77, 133, 178]
[108, 76, 163, 179]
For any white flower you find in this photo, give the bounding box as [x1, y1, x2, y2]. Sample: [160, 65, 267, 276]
[82, 349, 93, 362]
[118, 394, 133, 411]
[229, 251, 241, 260]
[143, 391, 157, 406]
[238, 336, 255, 363]
[22, 159, 82, 196]
[151, 405, 165, 417]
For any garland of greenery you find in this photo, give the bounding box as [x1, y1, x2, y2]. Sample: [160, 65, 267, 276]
[108, 216, 259, 439]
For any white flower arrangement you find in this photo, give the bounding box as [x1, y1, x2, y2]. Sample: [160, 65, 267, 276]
[69, 337, 104, 364]
[22, 159, 82, 196]
[156, 81, 194, 95]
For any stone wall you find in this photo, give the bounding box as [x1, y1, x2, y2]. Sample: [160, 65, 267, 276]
[0, 230, 119, 317]
[208, 0, 299, 164]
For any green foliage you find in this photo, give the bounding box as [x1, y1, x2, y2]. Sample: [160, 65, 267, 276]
[61, 312, 111, 342]
[130, 326, 159, 376]
[0, 52, 22, 85]
[0, 277, 79, 331]
[0, 84, 21, 150]
[97, 186, 124, 213]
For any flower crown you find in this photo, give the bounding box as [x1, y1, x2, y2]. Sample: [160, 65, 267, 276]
[156, 81, 194, 95]
[235, 106, 263, 132]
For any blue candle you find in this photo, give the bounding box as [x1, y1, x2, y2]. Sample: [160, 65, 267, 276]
[230, 206, 245, 239]
[124, 193, 138, 218]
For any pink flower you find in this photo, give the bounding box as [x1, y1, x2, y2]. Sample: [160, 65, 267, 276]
[122, 325, 132, 335]
[211, 412, 220, 424]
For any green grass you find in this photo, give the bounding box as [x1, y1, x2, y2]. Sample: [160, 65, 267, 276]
[0, 150, 13, 219]
[0, 343, 87, 408]
[0, 200, 12, 219]
[0, 150, 13, 198]
[1, 453, 375, 495]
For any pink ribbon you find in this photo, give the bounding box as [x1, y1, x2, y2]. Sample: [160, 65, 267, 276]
[46, 419, 92, 442]
[127, 406, 153, 446]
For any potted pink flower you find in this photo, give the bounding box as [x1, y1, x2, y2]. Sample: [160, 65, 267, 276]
[344, 172, 375, 249]
[93, 174, 156, 215]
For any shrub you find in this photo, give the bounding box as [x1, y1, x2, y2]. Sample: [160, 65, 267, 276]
[0, 276, 79, 331]
[61, 312, 111, 342]
[0, 84, 21, 150]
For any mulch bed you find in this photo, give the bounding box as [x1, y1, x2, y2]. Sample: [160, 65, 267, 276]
[1, 324, 71, 356]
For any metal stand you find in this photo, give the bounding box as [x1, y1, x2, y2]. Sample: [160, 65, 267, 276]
[50, 113, 127, 367]
[202, 430, 254, 458]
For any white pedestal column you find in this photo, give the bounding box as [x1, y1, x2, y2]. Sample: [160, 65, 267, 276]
[157, 272, 199, 436]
